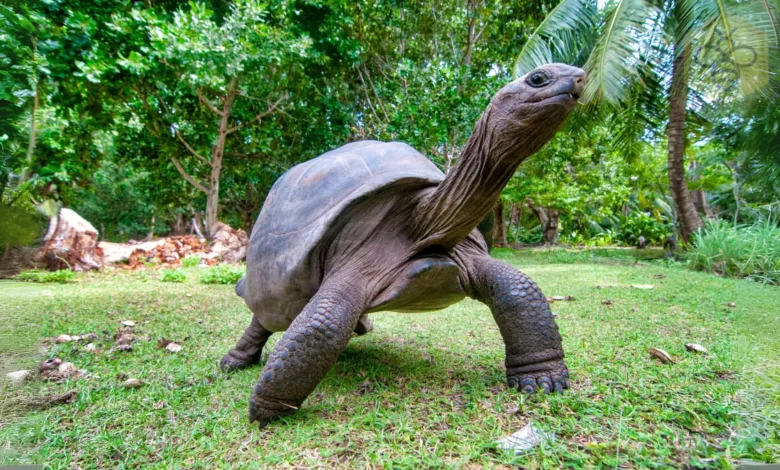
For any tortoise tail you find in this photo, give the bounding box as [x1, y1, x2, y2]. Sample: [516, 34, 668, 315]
[235, 276, 247, 298]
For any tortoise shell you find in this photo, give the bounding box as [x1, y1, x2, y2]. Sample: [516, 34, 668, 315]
[240, 140, 444, 331]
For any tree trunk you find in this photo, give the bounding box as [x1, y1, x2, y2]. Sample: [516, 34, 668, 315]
[205, 78, 239, 238]
[528, 203, 560, 246]
[492, 202, 508, 248]
[667, 42, 703, 244]
[37, 208, 104, 271]
[509, 204, 521, 240]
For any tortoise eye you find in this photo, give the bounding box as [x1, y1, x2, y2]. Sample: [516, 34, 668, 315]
[527, 70, 551, 88]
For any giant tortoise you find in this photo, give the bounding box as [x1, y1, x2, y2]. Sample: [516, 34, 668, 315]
[221, 64, 587, 426]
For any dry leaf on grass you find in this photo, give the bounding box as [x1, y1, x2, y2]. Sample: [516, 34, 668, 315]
[648, 348, 675, 364]
[157, 338, 182, 353]
[632, 284, 655, 289]
[24, 390, 77, 410]
[685, 343, 709, 354]
[121, 320, 136, 327]
[123, 378, 143, 388]
[601, 299, 613, 306]
[496, 423, 554, 455]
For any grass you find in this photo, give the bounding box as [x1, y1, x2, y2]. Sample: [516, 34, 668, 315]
[199, 264, 245, 285]
[0, 249, 778, 468]
[689, 219, 780, 285]
[14, 270, 76, 284]
[160, 269, 187, 283]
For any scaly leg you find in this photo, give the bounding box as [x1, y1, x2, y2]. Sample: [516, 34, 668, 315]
[248, 277, 366, 426]
[469, 256, 569, 393]
[220, 315, 274, 372]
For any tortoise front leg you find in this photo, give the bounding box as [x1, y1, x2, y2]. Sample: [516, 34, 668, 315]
[220, 315, 274, 372]
[469, 256, 569, 393]
[249, 277, 367, 427]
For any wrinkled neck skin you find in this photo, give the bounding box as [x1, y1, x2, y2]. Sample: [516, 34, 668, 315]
[411, 104, 555, 251]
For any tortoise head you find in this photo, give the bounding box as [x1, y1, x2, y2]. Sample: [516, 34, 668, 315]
[486, 63, 586, 156]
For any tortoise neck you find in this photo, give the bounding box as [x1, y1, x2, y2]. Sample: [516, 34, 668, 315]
[410, 107, 531, 250]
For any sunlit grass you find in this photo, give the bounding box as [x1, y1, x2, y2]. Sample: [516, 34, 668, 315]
[0, 251, 777, 468]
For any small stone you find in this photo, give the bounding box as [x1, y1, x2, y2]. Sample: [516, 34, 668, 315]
[121, 320, 136, 327]
[58, 362, 77, 374]
[165, 342, 182, 353]
[5, 370, 30, 386]
[84, 343, 96, 352]
[727, 302, 736, 308]
[123, 378, 143, 388]
[55, 335, 73, 344]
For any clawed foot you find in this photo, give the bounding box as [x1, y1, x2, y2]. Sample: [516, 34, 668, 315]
[248, 391, 298, 428]
[507, 360, 569, 394]
[219, 350, 262, 373]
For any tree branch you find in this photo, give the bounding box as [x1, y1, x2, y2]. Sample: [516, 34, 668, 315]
[225, 93, 287, 135]
[196, 89, 225, 116]
[224, 151, 268, 159]
[174, 130, 211, 167]
[171, 157, 208, 193]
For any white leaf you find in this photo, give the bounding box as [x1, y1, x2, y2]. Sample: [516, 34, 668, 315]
[496, 423, 554, 455]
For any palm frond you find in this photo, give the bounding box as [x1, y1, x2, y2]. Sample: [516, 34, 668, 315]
[583, 0, 660, 103]
[513, 0, 597, 77]
[680, 0, 780, 98]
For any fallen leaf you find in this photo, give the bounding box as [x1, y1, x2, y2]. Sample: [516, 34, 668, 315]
[685, 343, 709, 354]
[58, 362, 77, 374]
[601, 299, 613, 306]
[123, 378, 143, 388]
[121, 320, 136, 327]
[84, 343, 96, 352]
[653, 274, 666, 279]
[165, 342, 182, 353]
[648, 347, 675, 364]
[24, 390, 77, 410]
[115, 333, 135, 352]
[55, 335, 73, 344]
[355, 380, 373, 396]
[632, 284, 655, 289]
[727, 302, 736, 308]
[40, 358, 62, 372]
[5, 370, 30, 386]
[496, 423, 554, 455]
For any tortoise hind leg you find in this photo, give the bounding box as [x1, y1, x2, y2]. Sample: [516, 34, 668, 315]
[249, 276, 367, 426]
[220, 315, 274, 372]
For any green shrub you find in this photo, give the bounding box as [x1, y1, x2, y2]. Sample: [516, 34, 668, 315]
[689, 219, 780, 284]
[200, 265, 245, 285]
[181, 255, 201, 268]
[14, 270, 75, 283]
[161, 269, 187, 283]
[618, 212, 669, 246]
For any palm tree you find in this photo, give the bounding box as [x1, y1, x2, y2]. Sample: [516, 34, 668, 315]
[515, 0, 779, 243]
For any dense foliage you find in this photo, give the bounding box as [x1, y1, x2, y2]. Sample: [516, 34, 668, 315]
[0, 0, 777, 268]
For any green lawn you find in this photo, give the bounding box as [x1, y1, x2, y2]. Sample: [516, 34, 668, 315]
[1, 249, 778, 468]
